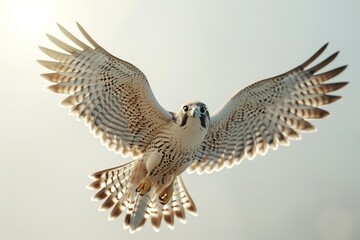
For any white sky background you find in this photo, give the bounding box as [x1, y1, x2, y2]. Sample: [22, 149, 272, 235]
[0, 0, 359, 239]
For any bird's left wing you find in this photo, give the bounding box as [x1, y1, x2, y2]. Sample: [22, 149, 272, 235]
[188, 43, 347, 174]
[39, 23, 173, 157]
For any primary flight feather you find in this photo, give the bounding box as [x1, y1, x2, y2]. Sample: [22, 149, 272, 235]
[39, 23, 347, 233]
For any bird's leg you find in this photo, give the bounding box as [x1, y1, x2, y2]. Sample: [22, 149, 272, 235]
[136, 175, 152, 196]
[159, 180, 174, 205]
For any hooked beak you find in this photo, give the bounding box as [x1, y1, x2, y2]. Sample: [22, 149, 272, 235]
[189, 108, 199, 118]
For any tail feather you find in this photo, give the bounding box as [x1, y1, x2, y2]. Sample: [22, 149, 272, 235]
[161, 176, 198, 228]
[107, 189, 132, 219]
[172, 179, 186, 223]
[125, 193, 152, 233]
[150, 198, 163, 231]
[176, 176, 197, 215]
[89, 162, 197, 233]
[163, 203, 175, 228]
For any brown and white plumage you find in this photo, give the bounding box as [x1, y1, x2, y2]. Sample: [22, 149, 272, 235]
[39, 23, 347, 233]
[188, 44, 348, 174]
[88, 161, 196, 232]
[39, 23, 172, 157]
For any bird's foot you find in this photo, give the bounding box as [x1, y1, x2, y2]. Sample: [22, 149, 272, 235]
[159, 183, 174, 205]
[136, 176, 152, 195]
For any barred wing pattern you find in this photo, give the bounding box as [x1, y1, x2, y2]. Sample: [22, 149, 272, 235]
[188, 44, 347, 174]
[38, 23, 172, 156]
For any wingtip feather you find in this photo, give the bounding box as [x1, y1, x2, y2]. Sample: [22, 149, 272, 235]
[47, 84, 60, 93]
[308, 51, 339, 74]
[300, 43, 329, 69]
[76, 22, 101, 49]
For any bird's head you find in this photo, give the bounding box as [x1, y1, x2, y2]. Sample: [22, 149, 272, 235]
[175, 101, 210, 130]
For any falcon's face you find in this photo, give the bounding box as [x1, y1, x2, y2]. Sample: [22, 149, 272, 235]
[176, 102, 210, 130]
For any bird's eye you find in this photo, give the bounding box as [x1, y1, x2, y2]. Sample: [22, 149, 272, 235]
[200, 106, 206, 114]
[183, 105, 189, 112]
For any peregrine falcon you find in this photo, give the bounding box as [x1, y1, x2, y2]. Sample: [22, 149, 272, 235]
[38, 23, 348, 233]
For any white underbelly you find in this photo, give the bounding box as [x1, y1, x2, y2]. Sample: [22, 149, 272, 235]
[144, 118, 206, 176]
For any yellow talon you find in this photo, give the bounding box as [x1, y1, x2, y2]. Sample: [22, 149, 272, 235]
[159, 183, 174, 205]
[136, 176, 152, 195]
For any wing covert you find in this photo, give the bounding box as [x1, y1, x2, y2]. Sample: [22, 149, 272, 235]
[39, 23, 173, 157]
[188, 43, 347, 174]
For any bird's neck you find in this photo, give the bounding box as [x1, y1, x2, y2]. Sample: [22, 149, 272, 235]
[174, 118, 207, 151]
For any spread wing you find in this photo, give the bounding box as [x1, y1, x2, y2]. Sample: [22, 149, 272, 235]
[188, 43, 348, 174]
[39, 23, 173, 157]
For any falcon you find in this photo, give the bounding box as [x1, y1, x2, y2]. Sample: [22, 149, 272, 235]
[38, 23, 348, 233]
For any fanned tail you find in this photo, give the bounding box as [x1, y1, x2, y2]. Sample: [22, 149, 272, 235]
[88, 161, 197, 233]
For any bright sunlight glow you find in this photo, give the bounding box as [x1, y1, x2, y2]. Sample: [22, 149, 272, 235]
[10, 0, 49, 35]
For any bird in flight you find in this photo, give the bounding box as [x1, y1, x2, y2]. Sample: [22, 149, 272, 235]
[38, 23, 347, 233]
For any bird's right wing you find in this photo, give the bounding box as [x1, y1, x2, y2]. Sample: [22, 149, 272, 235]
[39, 23, 173, 157]
[188, 43, 347, 174]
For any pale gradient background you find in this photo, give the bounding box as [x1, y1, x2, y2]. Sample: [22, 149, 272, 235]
[1, 0, 359, 239]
